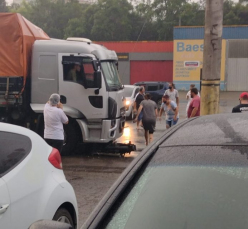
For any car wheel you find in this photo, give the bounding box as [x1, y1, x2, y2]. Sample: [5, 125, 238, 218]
[61, 119, 80, 156]
[53, 208, 74, 229]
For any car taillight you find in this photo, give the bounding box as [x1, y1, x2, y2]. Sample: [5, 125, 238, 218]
[48, 148, 63, 169]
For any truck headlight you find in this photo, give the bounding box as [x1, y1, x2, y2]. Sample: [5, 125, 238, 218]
[125, 100, 131, 106]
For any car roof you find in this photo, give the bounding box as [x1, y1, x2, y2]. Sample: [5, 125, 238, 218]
[0, 123, 36, 137]
[0, 122, 47, 147]
[134, 81, 168, 85]
[124, 85, 140, 89]
[82, 113, 248, 229]
[161, 113, 248, 147]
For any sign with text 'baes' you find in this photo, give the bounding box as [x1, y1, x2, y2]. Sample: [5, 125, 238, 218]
[173, 40, 226, 82]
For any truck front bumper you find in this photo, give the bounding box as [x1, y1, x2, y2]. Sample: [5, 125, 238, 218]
[76, 116, 125, 143]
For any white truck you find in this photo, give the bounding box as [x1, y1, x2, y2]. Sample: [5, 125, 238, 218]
[0, 13, 135, 155]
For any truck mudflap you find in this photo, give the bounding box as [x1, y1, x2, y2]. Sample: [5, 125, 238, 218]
[98, 141, 136, 156]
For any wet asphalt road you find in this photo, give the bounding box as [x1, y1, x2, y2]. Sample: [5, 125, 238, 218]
[62, 91, 241, 228]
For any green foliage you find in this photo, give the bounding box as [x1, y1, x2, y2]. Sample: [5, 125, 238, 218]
[7, 0, 248, 41]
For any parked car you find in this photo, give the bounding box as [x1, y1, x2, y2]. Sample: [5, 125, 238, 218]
[0, 123, 78, 229]
[123, 85, 140, 120]
[134, 81, 169, 107]
[81, 113, 248, 229]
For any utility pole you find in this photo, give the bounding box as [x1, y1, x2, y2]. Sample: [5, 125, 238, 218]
[200, 0, 223, 115]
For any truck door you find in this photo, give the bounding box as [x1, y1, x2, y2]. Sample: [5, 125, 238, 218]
[0, 178, 11, 228]
[58, 54, 107, 120]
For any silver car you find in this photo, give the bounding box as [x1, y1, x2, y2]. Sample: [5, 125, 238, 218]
[123, 85, 140, 120]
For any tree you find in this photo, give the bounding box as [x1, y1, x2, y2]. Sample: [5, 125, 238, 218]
[11, 0, 84, 39]
[89, 0, 134, 41]
[8, 0, 248, 41]
[0, 0, 8, 12]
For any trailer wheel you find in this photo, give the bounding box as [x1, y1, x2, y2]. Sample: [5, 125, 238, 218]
[61, 119, 81, 156]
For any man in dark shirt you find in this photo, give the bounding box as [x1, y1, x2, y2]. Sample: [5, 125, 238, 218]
[133, 86, 145, 129]
[232, 92, 248, 113]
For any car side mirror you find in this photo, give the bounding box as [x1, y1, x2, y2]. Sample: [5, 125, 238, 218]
[29, 220, 72, 229]
[94, 71, 102, 89]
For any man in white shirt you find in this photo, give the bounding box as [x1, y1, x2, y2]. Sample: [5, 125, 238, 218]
[44, 93, 69, 152]
[164, 83, 179, 107]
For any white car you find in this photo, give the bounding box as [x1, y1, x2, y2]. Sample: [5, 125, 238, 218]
[0, 123, 78, 229]
[123, 85, 140, 120]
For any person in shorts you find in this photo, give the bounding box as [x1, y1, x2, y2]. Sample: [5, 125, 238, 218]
[44, 93, 69, 152]
[159, 95, 179, 129]
[135, 93, 157, 146]
[133, 86, 145, 129]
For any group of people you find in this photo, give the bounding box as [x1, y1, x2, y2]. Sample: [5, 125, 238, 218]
[43, 85, 248, 152]
[133, 83, 201, 146]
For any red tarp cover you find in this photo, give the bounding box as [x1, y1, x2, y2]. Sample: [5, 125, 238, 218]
[0, 13, 50, 83]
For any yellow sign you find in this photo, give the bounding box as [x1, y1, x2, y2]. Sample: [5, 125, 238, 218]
[173, 40, 226, 81]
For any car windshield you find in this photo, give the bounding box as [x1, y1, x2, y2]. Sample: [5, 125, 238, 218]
[123, 87, 135, 98]
[101, 61, 122, 90]
[103, 145, 248, 229]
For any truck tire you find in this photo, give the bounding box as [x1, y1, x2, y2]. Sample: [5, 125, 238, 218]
[35, 114, 44, 137]
[61, 119, 81, 156]
[53, 208, 74, 229]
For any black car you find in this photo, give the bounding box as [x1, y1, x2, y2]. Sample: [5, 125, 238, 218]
[81, 113, 248, 229]
[134, 81, 169, 107]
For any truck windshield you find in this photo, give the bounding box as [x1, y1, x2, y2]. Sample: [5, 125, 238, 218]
[101, 61, 122, 90]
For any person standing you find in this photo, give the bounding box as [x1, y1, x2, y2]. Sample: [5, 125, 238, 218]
[44, 93, 69, 152]
[186, 84, 200, 115]
[135, 94, 157, 146]
[67, 63, 81, 82]
[232, 92, 248, 113]
[187, 88, 201, 118]
[133, 86, 145, 129]
[164, 83, 179, 106]
[159, 95, 179, 129]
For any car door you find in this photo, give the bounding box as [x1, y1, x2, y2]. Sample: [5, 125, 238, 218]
[147, 84, 159, 102]
[0, 131, 33, 229]
[0, 178, 10, 228]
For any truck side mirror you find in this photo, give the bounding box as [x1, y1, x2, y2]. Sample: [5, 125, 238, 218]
[29, 220, 72, 229]
[94, 71, 102, 89]
[60, 95, 67, 104]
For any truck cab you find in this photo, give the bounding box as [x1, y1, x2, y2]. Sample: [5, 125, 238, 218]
[30, 39, 126, 154]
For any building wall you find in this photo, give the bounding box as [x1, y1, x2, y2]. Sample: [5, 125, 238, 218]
[173, 26, 248, 91]
[226, 40, 248, 91]
[96, 41, 173, 85]
[173, 39, 226, 91]
[174, 26, 248, 40]
[130, 61, 173, 84]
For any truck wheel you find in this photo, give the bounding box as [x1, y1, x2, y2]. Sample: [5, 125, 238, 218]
[35, 114, 44, 137]
[53, 208, 74, 229]
[61, 119, 81, 156]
